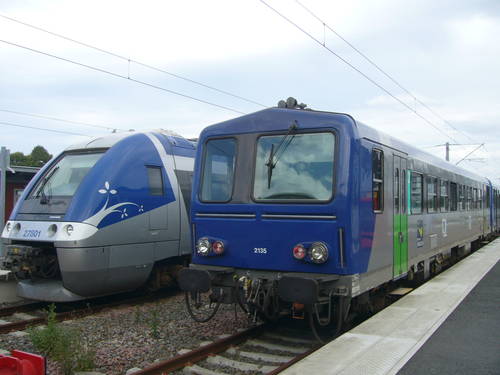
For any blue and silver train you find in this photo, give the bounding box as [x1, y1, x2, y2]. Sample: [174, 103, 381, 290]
[179, 98, 500, 333]
[1, 130, 195, 302]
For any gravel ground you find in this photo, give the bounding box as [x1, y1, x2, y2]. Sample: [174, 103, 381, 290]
[0, 292, 249, 374]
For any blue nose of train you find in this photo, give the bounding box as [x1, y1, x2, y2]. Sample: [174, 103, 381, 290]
[192, 207, 350, 275]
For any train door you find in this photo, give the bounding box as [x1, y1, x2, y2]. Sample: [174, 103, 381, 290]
[393, 155, 408, 278]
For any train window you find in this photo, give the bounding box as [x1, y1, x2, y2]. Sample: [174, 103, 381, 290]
[372, 149, 384, 213]
[450, 182, 458, 211]
[478, 189, 482, 209]
[440, 179, 449, 212]
[29, 152, 103, 199]
[473, 188, 478, 210]
[200, 138, 237, 202]
[459, 185, 465, 210]
[467, 187, 472, 211]
[486, 186, 490, 208]
[427, 176, 438, 213]
[147, 166, 164, 196]
[253, 132, 335, 201]
[410, 172, 423, 214]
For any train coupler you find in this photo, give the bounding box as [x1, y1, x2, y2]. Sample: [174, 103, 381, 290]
[291, 302, 305, 320]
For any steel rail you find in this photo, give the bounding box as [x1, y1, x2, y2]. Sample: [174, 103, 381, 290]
[134, 324, 269, 375]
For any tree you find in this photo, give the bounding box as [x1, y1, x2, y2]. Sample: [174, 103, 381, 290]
[10, 152, 30, 166]
[9, 146, 52, 167]
[30, 146, 52, 166]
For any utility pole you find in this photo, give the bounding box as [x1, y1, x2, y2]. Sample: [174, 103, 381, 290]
[0, 146, 9, 257]
[445, 142, 450, 162]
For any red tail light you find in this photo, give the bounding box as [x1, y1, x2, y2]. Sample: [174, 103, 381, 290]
[293, 244, 306, 260]
[212, 241, 225, 255]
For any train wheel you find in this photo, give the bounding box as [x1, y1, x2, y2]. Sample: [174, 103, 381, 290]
[185, 290, 222, 323]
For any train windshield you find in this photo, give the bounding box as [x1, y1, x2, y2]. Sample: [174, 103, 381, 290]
[31, 152, 103, 200]
[200, 138, 237, 202]
[254, 132, 335, 201]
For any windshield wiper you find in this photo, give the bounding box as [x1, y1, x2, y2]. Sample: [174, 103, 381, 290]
[264, 121, 298, 189]
[265, 144, 275, 189]
[37, 166, 59, 204]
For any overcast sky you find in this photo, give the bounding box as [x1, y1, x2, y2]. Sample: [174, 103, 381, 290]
[1, 0, 499, 181]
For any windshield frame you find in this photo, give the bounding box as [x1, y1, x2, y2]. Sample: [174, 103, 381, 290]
[251, 129, 338, 204]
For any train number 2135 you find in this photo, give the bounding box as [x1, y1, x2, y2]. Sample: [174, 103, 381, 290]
[253, 248, 268, 254]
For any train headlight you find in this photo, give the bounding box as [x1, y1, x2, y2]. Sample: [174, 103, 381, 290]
[212, 240, 225, 255]
[5, 222, 12, 232]
[310, 242, 329, 264]
[196, 238, 211, 256]
[13, 223, 21, 233]
[293, 244, 306, 260]
[64, 224, 74, 236]
[48, 224, 58, 237]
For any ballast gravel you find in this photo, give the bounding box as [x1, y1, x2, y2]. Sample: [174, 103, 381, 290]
[0, 292, 249, 375]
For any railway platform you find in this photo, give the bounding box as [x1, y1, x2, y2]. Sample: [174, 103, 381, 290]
[282, 238, 500, 375]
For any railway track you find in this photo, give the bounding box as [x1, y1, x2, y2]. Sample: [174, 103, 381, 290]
[0, 289, 180, 335]
[134, 322, 322, 375]
[132, 237, 499, 375]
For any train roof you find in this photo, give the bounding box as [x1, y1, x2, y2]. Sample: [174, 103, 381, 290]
[65, 129, 188, 151]
[354, 120, 488, 183]
[201, 107, 489, 184]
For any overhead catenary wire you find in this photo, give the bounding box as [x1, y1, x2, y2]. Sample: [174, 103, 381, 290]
[0, 39, 246, 116]
[456, 143, 485, 166]
[0, 13, 267, 109]
[0, 120, 92, 137]
[0, 109, 121, 131]
[258, 0, 460, 144]
[293, 0, 480, 145]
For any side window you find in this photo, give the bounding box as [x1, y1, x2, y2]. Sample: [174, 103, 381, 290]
[459, 185, 465, 211]
[427, 176, 438, 213]
[372, 149, 384, 212]
[440, 179, 449, 212]
[147, 166, 164, 196]
[467, 186, 472, 211]
[410, 172, 423, 214]
[450, 182, 458, 211]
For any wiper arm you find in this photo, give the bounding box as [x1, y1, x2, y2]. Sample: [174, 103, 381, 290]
[265, 143, 275, 189]
[264, 121, 298, 189]
[36, 166, 59, 204]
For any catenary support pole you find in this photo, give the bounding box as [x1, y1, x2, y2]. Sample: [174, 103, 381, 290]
[0, 146, 8, 257]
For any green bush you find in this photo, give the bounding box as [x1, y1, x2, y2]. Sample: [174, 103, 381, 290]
[28, 304, 96, 375]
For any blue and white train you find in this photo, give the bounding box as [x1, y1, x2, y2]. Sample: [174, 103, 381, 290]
[179, 98, 500, 333]
[2, 130, 195, 302]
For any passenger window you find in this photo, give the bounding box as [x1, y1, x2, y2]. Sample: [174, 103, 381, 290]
[450, 182, 458, 211]
[459, 185, 465, 211]
[372, 149, 384, 212]
[427, 176, 438, 213]
[440, 180, 449, 212]
[147, 166, 164, 196]
[410, 172, 423, 214]
[467, 187, 472, 211]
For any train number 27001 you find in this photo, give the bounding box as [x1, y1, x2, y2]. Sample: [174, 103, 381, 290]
[22, 229, 42, 238]
[253, 247, 268, 254]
